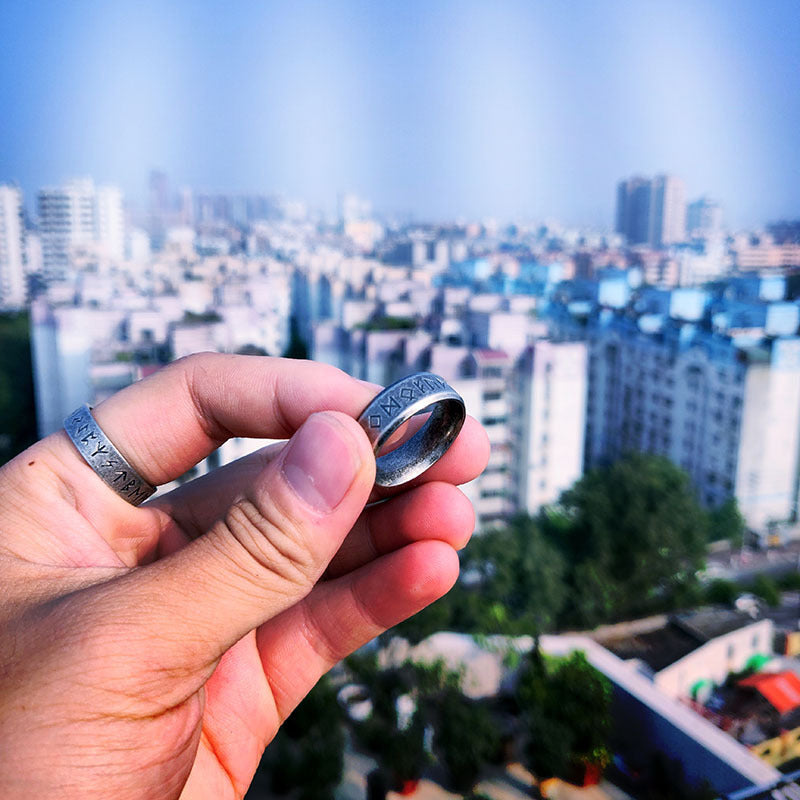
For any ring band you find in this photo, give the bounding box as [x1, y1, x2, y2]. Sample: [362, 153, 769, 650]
[63, 405, 157, 506]
[357, 372, 466, 487]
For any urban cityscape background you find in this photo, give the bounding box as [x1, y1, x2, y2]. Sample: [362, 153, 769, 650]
[1, 2, 800, 799]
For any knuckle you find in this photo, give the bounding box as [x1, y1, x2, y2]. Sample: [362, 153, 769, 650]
[222, 497, 317, 589]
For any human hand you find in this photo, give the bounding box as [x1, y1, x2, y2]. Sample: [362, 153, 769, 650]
[0, 354, 489, 799]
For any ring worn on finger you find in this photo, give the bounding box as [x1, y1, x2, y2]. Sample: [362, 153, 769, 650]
[63, 405, 157, 506]
[356, 372, 466, 488]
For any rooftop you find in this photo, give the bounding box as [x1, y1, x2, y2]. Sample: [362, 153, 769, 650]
[599, 608, 761, 673]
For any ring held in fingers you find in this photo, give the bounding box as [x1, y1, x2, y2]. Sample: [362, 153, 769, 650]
[357, 372, 466, 488]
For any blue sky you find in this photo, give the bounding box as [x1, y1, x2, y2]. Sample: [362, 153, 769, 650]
[1, 0, 798, 227]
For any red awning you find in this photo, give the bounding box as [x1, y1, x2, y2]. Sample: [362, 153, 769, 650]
[740, 671, 800, 715]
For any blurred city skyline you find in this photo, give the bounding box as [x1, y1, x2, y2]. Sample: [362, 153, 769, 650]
[1, 0, 799, 227]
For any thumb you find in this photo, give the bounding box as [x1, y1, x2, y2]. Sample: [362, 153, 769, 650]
[89, 411, 376, 674]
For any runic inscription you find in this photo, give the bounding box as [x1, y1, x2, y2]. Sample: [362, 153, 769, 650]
[413, 375, 445, 392]
[369, 414, 382, 429]
[380, 396, 401, 416]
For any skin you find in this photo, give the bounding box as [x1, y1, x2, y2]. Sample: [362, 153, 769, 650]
[0, 353, 489, 799]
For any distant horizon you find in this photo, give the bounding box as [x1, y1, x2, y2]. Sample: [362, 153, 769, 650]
[2, 1, 799, 230]
[8, 170, 798, 234]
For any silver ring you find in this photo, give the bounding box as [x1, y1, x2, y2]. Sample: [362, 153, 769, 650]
[63, 405, 156, 506]
[357, 372, 466, 487]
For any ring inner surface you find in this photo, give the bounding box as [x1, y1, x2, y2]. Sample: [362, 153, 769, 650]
[374, 398, 464, 487]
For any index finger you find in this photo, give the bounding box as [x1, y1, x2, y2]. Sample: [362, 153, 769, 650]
[90, 353, 378, 486]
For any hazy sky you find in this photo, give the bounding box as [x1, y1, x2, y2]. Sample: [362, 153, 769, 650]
[1, 0, 798, 228]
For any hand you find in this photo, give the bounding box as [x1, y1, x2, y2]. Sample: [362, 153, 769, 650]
[0, 354, 488, 799]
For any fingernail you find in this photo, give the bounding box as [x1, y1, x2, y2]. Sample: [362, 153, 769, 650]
[281, 414, 361, 512]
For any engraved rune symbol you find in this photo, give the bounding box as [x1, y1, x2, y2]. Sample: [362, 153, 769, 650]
[102, 459, 119, 469]
[400, 387, 415, 401]
[113, 470, 128, 484]
[91, 443, 109, 457]
[380, 396, 401, 416]
[122, 479, 137, 493]
[80, 431, 98, 444]
[369, 414, 382, 429]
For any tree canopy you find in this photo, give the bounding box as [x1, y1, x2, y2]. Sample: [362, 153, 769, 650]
[708, 497, 746, 548]
[516, 650, 612, 781]
[0, 312, 37, 466]
[552, 453, 709, 625]
[248, 676, 345, 800]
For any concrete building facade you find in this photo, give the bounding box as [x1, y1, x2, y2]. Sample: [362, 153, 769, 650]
[616, 174, 687, 248]
[0, 184, 26, 308]
[584, 314, 800, 529]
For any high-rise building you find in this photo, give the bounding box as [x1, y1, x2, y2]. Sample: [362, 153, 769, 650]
[687, 196, 723, 238]
[616, 176, 653, 245]
[615, 175, 687, 248]
[38, 178, 97, 278]
[0, 184, 26, 308]
[95, 184, 125, 261]
[584, 313, 800, 530]
[652, 175, 686, 247]
[38, 179, 126, 277]
[148, 170, 170, 248]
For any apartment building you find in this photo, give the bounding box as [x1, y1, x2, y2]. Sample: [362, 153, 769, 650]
[38, 178, 125, 277]
[0, 184, 26, 308]
[585, 313, 800, 529]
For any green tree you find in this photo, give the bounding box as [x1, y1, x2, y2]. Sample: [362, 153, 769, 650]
[248, 676, 345, 800]
[0, 312, 37, 466]
[708, 498, 746, 548]
[705, 578, 739, 606]
[461, 515, 568, 637]
[517, 651, 612, 781]
[750, 574, 780, 607]
[433, 687, 500, 792]
[555, 454, 709, 625]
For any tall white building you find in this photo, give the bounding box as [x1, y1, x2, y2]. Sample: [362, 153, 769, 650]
[38, 179, 125, 277]
[327, 322, 588, 530]
[652, 174, 687, 247]
[95, 184, 125, 262]
[0, 185, 26, 308]
[38, 179, 96, 278]
[514, 341, 587, 514]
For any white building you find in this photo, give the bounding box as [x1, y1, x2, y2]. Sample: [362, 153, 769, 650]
[37, 179, 127, 277]
[343, 328, 588, 530]
[652, 174, 687, 247]
[514, 341, 587, 515]
[594, 610, 774, 701]
[95, 184, 125, 262]
[38, 179, 97, 278]
[0, 184, 26, 308]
